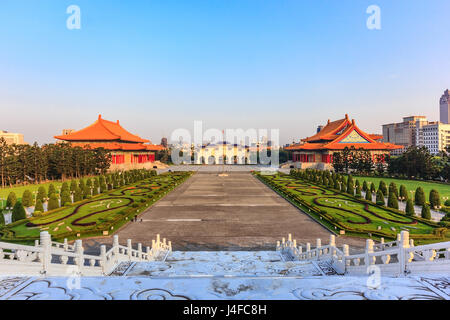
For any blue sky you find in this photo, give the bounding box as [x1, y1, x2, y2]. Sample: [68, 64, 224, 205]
[0, 0, 449, 145]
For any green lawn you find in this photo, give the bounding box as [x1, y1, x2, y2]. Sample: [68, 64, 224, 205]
[352, 176, 450, 202]
[256, 173, 445, 243]
[0, 172, 192, 241]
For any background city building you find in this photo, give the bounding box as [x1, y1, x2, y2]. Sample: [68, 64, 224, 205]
[382, 116, 429, 155]
[417, 121, 450, 155]
[0, 130, 27, 145]
[440, 89, 450, 124]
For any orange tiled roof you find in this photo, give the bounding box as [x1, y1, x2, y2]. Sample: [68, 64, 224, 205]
[302, 115, 351, 142]
[287, 115, 403, 151]
[55, 115, 150, 143]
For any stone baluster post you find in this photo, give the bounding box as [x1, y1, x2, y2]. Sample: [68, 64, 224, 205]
[288, 234, 292, 243]
[276, 241, 280, 250]
[365, 239, 375, 266]
[316, 238, 322, 259]
[409, 239, 414, 247]
[63, 238, 68, 251]
[396, 233, 401, 244]
[168, 241, 172, 252]
[40, 231, 51, 275]
[75, 239, 84, 273]
[127, 239, 132, 259]
[137, 243, 142, 260]
[306, 243, 311, 259]
[156, 234, 161, 249]
[113, 235, 119, 256]
[146, 246, 151, 260]
[343, 244, 350, 268]
[35, 239, 39, 247]
[329, 235, 336, 256]
[100, 245, 107, 274]
[399, 231, 410, 275]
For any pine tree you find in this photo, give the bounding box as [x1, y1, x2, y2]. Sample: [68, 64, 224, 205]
[429, 189, 441, 209]
[47, 193, 60, 211]
[421, 204, 431, 220]
[379, 181, 387, 196]
[376, 189, 385, 206]
[61, 191, 72, 206]
[21, 190, 33, 207]
[37, 186, 47, 202]
[48, 183, 56, 196]
[405, 199, 415, 216]
[12, 201, 26, 222]
[0, 212, 4, 225]
[399, 185, 408, 201]
[414, 187, 426, 206]
[34, 198, 44, 213]
[6, 192, 17, 208]
[387, 191, 399, 209]
[370, 183, 376, 194]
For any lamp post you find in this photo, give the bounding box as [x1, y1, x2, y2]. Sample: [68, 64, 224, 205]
[33, 191, 38, 205]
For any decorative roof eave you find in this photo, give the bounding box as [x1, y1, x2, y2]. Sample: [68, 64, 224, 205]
[302, 115, 352, 142]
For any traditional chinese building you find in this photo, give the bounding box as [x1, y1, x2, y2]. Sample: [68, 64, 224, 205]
[286, 114, 403, 170]
[55, 115, 165, 171]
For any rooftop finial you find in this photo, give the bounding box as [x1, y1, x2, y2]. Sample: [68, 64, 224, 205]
[352, 119, 355, 125]
[98, 114, 102, 120]
[117, 120, 120, 124]
[345, 114, 349, 119]
[327, 119, 330, 124]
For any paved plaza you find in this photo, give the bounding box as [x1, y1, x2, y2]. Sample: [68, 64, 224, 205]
[84, 171, 364, 252]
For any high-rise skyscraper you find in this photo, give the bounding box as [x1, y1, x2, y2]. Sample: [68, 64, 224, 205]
[440, 89, 450, 124]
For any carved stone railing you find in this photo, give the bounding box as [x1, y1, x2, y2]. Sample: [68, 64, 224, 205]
[0, 231, 172, 276]
[277, 231, 450, 276]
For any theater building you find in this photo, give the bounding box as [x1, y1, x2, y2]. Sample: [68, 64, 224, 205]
[286, 114, 403, 170]
[55, 115, 165, 171]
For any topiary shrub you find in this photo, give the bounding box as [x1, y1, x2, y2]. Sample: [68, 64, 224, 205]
[387, 191, 399, 209]
[365, 189, 372, 201]
[21, 190, 33, 207]
[376, 189, 385, 206]
[35, 199, 44, 212]
[6, 192, 17, 208]
[47, 193, 60, 211]
[378, 181, 387, 197]
[414, 187, 425, 206]
[12, 201, 27, 222]
[429, 189, 441, 209]
[405, 199, 415, 216]
[421, 204, 431, 220]
[399, 185, 408, 201]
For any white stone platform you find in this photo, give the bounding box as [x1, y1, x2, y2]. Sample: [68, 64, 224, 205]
[0, 250, 449, 300]
[0, 274, 449, 300]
